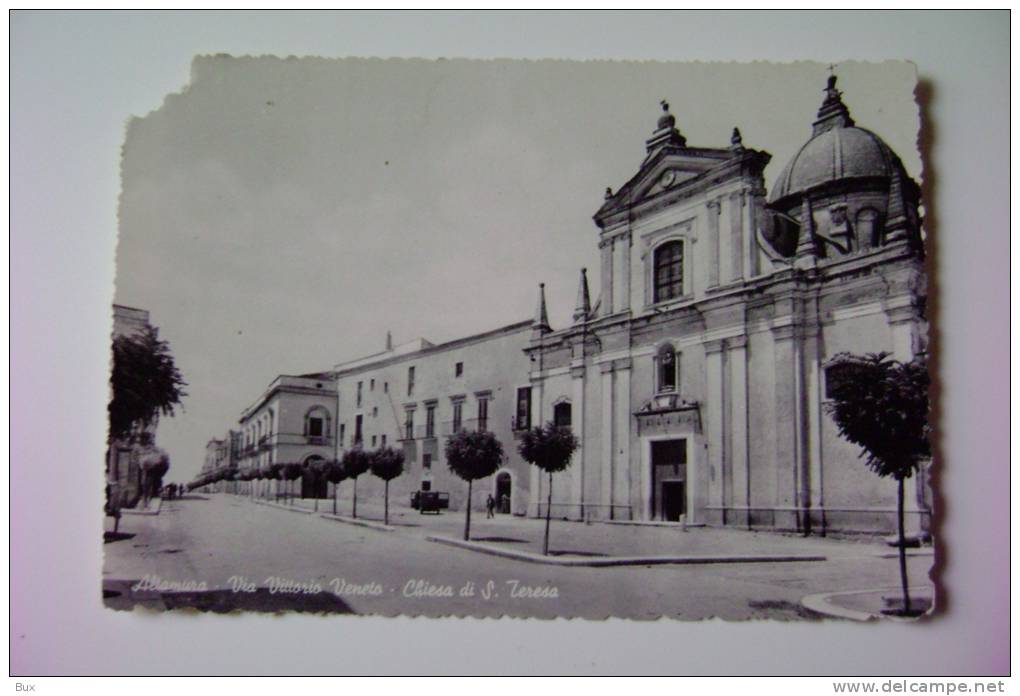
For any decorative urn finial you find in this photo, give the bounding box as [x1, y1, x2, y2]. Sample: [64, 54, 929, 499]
[730, 127, 744, 151]
[657, 99, 676, 131]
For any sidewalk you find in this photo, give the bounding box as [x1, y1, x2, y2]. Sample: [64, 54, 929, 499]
[802, 586, 935, 621]
[228, 492, 900, 564]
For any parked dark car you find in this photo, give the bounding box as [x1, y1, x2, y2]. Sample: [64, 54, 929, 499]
[410, 490, 450, 514]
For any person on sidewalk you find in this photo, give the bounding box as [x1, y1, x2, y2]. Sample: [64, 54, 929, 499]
[486, 494, 496, 519]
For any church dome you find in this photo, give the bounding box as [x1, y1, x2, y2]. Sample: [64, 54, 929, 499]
[769, 125, 903, 204]
[768, 75, 910, 206]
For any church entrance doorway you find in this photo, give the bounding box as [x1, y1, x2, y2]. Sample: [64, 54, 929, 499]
[651, 438, 687, 521]
[661, 481, 686, 521]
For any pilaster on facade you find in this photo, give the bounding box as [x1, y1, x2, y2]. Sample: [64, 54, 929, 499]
[571, 366, 586, 519]
[703, 338, 727, 522]
[706, 198, 722, 288]
[599, 360, 615, 519]
[728, 190, 746, 284]
[770, 318, 809, 531]
[883, 295, 922, 361]
[725, 334, 751, 526]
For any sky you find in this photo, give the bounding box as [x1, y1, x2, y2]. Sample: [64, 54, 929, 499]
[113, 57, 920, 482]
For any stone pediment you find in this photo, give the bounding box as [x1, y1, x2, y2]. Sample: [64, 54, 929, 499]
[595, 147, 737, 224]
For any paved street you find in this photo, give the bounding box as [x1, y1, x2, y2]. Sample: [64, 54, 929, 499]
[103, 493, 933, 620]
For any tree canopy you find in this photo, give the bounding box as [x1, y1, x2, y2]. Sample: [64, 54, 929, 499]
[371, 447, 406, 482]
[341, 446, 372, 480]
[518, 423, 579, 474]
[282, 463, 304, 481]
[325, 459, 348, 484]
[445, 429, 504, 482]
[108, 326, 187, 442]
[824, 352, 930, 480]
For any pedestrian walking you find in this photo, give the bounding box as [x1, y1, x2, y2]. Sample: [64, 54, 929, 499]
[485, 494, 495, 519]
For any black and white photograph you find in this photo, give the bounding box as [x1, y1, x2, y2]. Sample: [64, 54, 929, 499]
[11, 8, 1011, 678]
[103, 57, 934, 621]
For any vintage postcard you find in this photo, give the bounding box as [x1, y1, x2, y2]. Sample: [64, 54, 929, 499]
[104, 57, 933, 620]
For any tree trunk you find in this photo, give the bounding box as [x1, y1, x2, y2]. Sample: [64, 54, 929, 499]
[333, 481, 338, 515]
[314, 477, 319, 513]
[384, 480, 390, 526]
[464, 480, 473, 541]
[897, 476, 911, 614]
[544, 471, 553, 556]
[352, 477, 358, 519]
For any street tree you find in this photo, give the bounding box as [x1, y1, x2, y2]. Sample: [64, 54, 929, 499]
[325, 459, 348, 515]
[266, 462, 284, 500]
[341, 447, 372, 518]
[445, 429, 504, 541]
[824, 351, 930, 615]
[370, 447, 406, 525]
[282, 463, 304, 505]
[108, 326, 187, 442]
[306, 458, 330, 512]
[519, 423, 579, 555]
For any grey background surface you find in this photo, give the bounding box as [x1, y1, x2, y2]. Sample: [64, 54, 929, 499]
[10, 10, 1009, 675]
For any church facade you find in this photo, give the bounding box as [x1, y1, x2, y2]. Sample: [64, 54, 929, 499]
[525, 77, 929, 535]
[202, 76, 929, 536]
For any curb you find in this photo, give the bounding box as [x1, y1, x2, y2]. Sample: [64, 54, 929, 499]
[801, 586, 934, 622]
[601, 519, 706, 529]
[875, 550, 935, 559]
[426, 535, 827, 567]
[251, 499, 315, 515]
[320, 513, 397, 532]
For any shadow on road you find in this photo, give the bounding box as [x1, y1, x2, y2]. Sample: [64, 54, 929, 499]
[103, 531, 136, 544]
[472, 536, 529, 544]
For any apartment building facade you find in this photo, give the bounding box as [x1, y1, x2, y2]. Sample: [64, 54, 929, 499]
[332, 322, 534, 514]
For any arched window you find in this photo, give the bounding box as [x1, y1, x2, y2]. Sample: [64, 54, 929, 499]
[657, 343, 678, 393]
[304, 406, 332, 441]
[653, 240, 684, 302]
[553, 401, 572, 428]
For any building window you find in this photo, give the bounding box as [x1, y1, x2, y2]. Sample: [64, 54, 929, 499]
[405, 409, 415, 441]
[455, 362, 464, 377]
[825, 362, 859, 400]
[381, 434, 387, 447]
[653, 240, 684, 303]
[553, 401, 572, 428]
[515, 386, 532, 430]
[372, 406, 378, 418]
[408, 366, 416, 396]
[371, 435, 377, 448]
[477, 397, 489, 432]
[370, 378, 375, 391]
[384, 381, 389, 393]
[356, 381, 363, 408]
[657, 343, 678, 393]
[339, 423, 345, 447]
[354, 415, 363, 445]
[452, 401, 463, 432]
[422, 453, 432, 470]
[426, 404, 436, 438]
[308, 417, 324, 437]
[857, 207, 882, 248]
